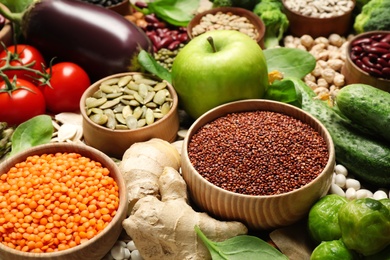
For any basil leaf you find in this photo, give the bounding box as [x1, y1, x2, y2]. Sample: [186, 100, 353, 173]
[138, 50, 172, 84]
[9, 115, 53, 156]
[195, 226, 288, 260]
[263, 47, 316, 79]
[264, 79, 302, 108]
[147, 0, 200, 27]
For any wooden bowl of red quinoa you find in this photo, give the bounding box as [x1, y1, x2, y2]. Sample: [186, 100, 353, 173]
[181, 99, 335, 230]
[0, 142, 127, 260]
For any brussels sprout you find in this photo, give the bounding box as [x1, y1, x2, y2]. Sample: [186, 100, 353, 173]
[364, 244, 390, 260]
[339, 198, 390, 256]
[380, 198, 390, 211]
[310, 239, 358, 260]
[308, 194, 348, 244]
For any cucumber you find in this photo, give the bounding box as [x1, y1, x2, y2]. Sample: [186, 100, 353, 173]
[336, 84, 390, 144]
[288, 78, 390, 187]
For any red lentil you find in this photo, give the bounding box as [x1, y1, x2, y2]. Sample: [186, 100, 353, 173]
[188, 111, 329, 196]
[0, 152, 119, 253]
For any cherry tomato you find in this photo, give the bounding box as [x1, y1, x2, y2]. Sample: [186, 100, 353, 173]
[0, 44, 46, 83]
[0, 78, 46, 126]
[40, 62, 91, 113]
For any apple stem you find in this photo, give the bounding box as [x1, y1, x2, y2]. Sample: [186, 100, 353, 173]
[207, 36, 217, 53]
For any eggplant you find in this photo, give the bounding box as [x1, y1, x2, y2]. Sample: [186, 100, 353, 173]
[2, 0, 152, 82]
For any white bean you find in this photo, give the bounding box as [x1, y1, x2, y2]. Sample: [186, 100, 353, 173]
[126, 240, 137, 251]
[111, 242, 128, 260]
[131, 250, 144, 260]
[345, 178, 361, 190]
[345, 188, 357, 200]
[334, 164, 348, 176]
[356, 189, 373, 199]
[329, 183, 345, 197]
[334, 174, 346, 188]
[373, 190, 388, 200]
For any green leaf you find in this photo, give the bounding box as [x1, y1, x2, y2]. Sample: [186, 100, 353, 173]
[138, 50, 172, 84]
[263, 47, 316, 79]
[147, 0, 200, 27]
[264, 79, 302, 107]
[9, 115, 53, 156]
[195, 226, 288, 260]
[0, 0, 32, 13]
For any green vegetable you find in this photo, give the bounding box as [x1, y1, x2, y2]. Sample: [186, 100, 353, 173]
[307, 195, 348, 245]
[253, 0, 289, 48]
[209, 0, 233, 8]
[139, 0, 200, 27]
[310, 240, 358, 260]
[263, 47, 316, 78]
[353, 0, 390, 33]
[289, 77, 390, 187]
[230, 0, 260, 10]
[0, 0, 32, 13]
[336, 84, 390, 144]
[264, 79, 301, 107]
[338, 198, 390, 256]
[194, 225, 288, 260]
[138, 50, 172, 84]
[9, 115, 53, 157]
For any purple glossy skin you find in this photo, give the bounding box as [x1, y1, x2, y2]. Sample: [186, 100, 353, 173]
[22, 0, 152, 82]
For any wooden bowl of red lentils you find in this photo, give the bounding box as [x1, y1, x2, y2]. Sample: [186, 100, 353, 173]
[341, 31, 390, 92]
[0, 143, 127, 260]
[181, 99, 335, 230]
[187, 7, 266, 49]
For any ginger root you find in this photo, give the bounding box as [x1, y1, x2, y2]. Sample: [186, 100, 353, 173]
[119, 138, 181, 210]
[122, 167, 248, 260]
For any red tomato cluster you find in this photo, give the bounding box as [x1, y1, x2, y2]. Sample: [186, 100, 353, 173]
[0, 44, 91, 126]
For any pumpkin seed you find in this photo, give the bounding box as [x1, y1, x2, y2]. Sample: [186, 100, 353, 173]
[106, 92, 122, 99]
[90, 113, 108, 125]
[145, 108, 155, 125]
[132, 106, 143, 119]
[104, 109, 116, 129]
[101, 78, 120, 86]
[118, 75, 133, 87]
[126, 116, 138, 129]
[138, 83, 149, 98]
[115, 124, 128, 130]
[86, 97, 107, 108]
[153, 81, 167, 91]
[127, 81, 139, 91]
[137, 119, 146, 127]
[122, 105, 132, 118]
[153, 90, 166, 105]
[161, 102, 171, 115]
[133, 92, 144, 104]
[99, 97, 121, 109]
[144, 91, 155, 104]
[115, 113, 126, 124]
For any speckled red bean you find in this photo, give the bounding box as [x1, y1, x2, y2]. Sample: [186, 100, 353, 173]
[188, 111, 329, 196]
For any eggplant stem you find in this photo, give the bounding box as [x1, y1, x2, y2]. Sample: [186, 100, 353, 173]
[0, 5, 23, 26]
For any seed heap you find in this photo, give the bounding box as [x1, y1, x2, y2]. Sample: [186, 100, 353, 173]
[188, 111, 329, 196]
[191, 11, 259, 41]
[0, 153, 119, 252]
[85, 74, 173, 130]
[284, 0, 354, 18]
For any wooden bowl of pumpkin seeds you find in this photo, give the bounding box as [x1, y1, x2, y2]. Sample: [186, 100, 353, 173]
[80, 72, 179, 159]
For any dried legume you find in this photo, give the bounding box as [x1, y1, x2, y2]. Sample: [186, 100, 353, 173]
[0, 152, 119, 253]
[191, 11, 259, 41]
[188, 111, 329, 196]
[284, 0, 354, 18]
[85, 74, 173, 130]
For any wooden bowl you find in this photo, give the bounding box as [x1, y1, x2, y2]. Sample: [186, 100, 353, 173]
[181, 99, 335, 230]
[282, 0, 355, 38]
[80, 72, 179, 159]
[0, 3, 13, 47]
[0, 143, 127, 260]
[187, 7, 266, 49]
[341, 31, 390, 92]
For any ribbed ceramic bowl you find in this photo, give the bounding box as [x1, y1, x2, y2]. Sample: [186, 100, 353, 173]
[0, 143, 127, 260]
[187, 7, 266, 49]
[80, 72, 179, 159]
[341, 31, 390, 92]
[181, 99, 335, 230]
[282, 0, 355, 38]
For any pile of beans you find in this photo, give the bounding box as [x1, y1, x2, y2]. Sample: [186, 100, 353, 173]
[191, 11, 259, 41]
[188, 111, 329, 196]
[0, 152, 119, 252]
[284, 0, 354, 18]
[349, 32, 390, 79]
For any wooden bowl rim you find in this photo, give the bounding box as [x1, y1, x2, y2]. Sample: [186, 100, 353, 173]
[282, 0, 356, 21]
[0, 142, 127, 257]
[182, 99, 335, 199]
[187, 6, 266, 45]
[80, 72, 179, 133]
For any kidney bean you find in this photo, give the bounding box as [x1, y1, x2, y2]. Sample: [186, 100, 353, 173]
[144, 14, 159, 24]
[167, 40, 181, 50]
[377, 57, 388, 68]
[177, 33, 189, 42]
[158, 36, 174, 49]
[372, 41, 390, 49]
[134, 1, 148, 8]
[383, 67, 390, 77]
[351, 45, 363, 53]
[363, 46, 388, 54]
[382, 53, 390, 60]
[148, 34, 161, 47]
[380, 34, 390, 43]
[362, 56, 378, 69]
[352, 37, 372, 46]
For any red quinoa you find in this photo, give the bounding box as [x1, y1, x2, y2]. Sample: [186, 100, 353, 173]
[188, 111, 329, 196]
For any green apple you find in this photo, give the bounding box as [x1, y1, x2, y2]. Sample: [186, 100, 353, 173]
[171, 30, 268, 119]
